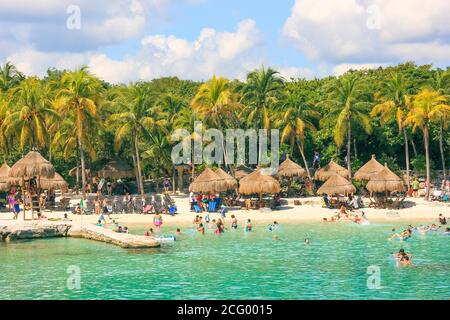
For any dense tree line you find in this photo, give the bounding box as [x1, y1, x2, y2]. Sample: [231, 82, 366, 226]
[0, 62, 449, 199]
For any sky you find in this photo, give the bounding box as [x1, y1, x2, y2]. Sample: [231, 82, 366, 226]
[0, 0, 449, 83]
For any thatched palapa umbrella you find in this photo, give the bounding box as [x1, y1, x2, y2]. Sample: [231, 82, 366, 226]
[40, 173, 68, 191]
[9, 151, 55, 220]
[239, 169, 281, 208]
[215, 168, 237, 190]
[366, 164, 404, 193]
[277, 157, 306, 178]
[354, 155, 384, 181]
[317, 174, 356, 195]
[189, 168, 228, 193]
[314, 160, 348, 181]
[234, 165, 253, 180]
[69, 166, 93, 177]
[0, 163, 12, 191]
[100, 159, 134, 179]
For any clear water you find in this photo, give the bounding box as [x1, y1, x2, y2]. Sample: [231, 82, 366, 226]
[0, 221, 449, 300]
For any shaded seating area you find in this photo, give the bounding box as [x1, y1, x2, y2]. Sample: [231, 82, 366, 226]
[276, 156, 307, 197]
[239, 168, 281, 210]
[366, 164, 405, 209]
[316, 174, 357, 209]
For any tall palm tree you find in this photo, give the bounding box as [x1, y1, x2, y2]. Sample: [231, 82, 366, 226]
[273, 87, 320, 179]
[426, 70, 450, 180]
[191, 76, 239, 167]
[0, 91, 10, 159]
[404, 89, 450, 200]
[242, 66, 284, 130]
[3, 77, 58, 150]
[371, 73, 413, 187]
[54, 67, 102, 193]
[321, 76, 372, 179]
[110, 83, 166, 196]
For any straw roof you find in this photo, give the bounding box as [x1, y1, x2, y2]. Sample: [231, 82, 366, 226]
[189, 168, 228, 193]
[314, 160, 348, 181]
[234, 165, 254, 180]
[100, 159, 134, 179]
[239, 169, 281, 195]
[68, 166, 94, 177]
[354, 155, 385, 181]
[317, 174, 356, 195]
[9, 151, 55, 179]
[40, 173, 68, 190]
[215, 168, 237, 189]
[0, 163, 11, 191]
[277, 157, 306, 178]
[366, 165, 404, 193]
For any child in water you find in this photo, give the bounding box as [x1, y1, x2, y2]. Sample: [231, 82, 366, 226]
[245, 219, 253, 232]
[231, 215, 238, 229]
[197, 223, 205, 235]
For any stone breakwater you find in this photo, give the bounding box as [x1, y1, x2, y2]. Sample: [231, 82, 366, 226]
[0, 221, 160, 249]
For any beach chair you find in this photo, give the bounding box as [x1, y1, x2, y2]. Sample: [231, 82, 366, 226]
[169, 205, 177, 215]
[208, 201, 217, 212]
[193, 204, 202, 213]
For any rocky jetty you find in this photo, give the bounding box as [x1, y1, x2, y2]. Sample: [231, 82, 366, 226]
[0, 221, 159, 249]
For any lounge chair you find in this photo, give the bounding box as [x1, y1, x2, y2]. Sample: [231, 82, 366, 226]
[208, 201, 217, 212]
[193, 204, 202, 213]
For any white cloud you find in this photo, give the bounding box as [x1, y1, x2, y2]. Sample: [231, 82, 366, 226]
[0, 0, 171, 53]
[283, 0, 450, 69]
[3, 19, 268, 83]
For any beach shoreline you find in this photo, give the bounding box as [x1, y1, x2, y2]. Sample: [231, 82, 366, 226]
[1, 196, 448, 227]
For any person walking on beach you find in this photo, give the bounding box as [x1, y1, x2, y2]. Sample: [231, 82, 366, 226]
[412, 178, 420, 198]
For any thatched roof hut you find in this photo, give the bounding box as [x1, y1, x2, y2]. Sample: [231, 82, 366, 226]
[354, 155, 384, 181]
[215, 168, 237, 190]
[40, 173, 68, 190]
[277, 157, 306, 178]
[366, 165, 404, 193]
[189, 168, 228, 193]
[317, 174, 356, 195]
[9, 151, 55, 179]
[234, 165, 254, 180]
[0, 163, 11, 191]
[314, 160, 348, 181]
[239, 169, 281, 207]
[69, 166, 94, 177]
[100, 159, 134, 179]
[239, 169, 281, 195]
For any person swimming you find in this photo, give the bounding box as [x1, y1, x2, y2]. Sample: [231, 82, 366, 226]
[267, 221, 279, 232]
[197, 223, 205, 235]
[176, 228, 182, 236]
[389, 229, 412, 241]
[304, 239, 310, 245]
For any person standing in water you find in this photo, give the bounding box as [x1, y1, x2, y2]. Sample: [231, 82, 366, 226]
[245, 219, 253, 232]
[153, 213, 163, 229]
[231, 215, 238, 229]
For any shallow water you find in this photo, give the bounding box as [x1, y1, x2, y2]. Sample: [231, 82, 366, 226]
[0, 220, 449, 300]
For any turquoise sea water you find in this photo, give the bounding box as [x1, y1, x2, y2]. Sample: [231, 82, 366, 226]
[0, 220, 449, 300]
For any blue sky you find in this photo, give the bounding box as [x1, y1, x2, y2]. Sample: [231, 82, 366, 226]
[0, 0, 449, 83]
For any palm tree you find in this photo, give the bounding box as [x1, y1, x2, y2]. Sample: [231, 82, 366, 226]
[426, 70, 450, 180]
[54, 67, 102, 193]
[0, 62, 24, 92]
[371, 73, 412, 187]
[404, 89, 450, 200]
[110, 83, 166, 196]
[321, 76, 372, 179]
[274, 87, 320, 179]
[3, 77, 58, 150]
[242, 66, 284, 130]
[191, 76, 239, 167]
